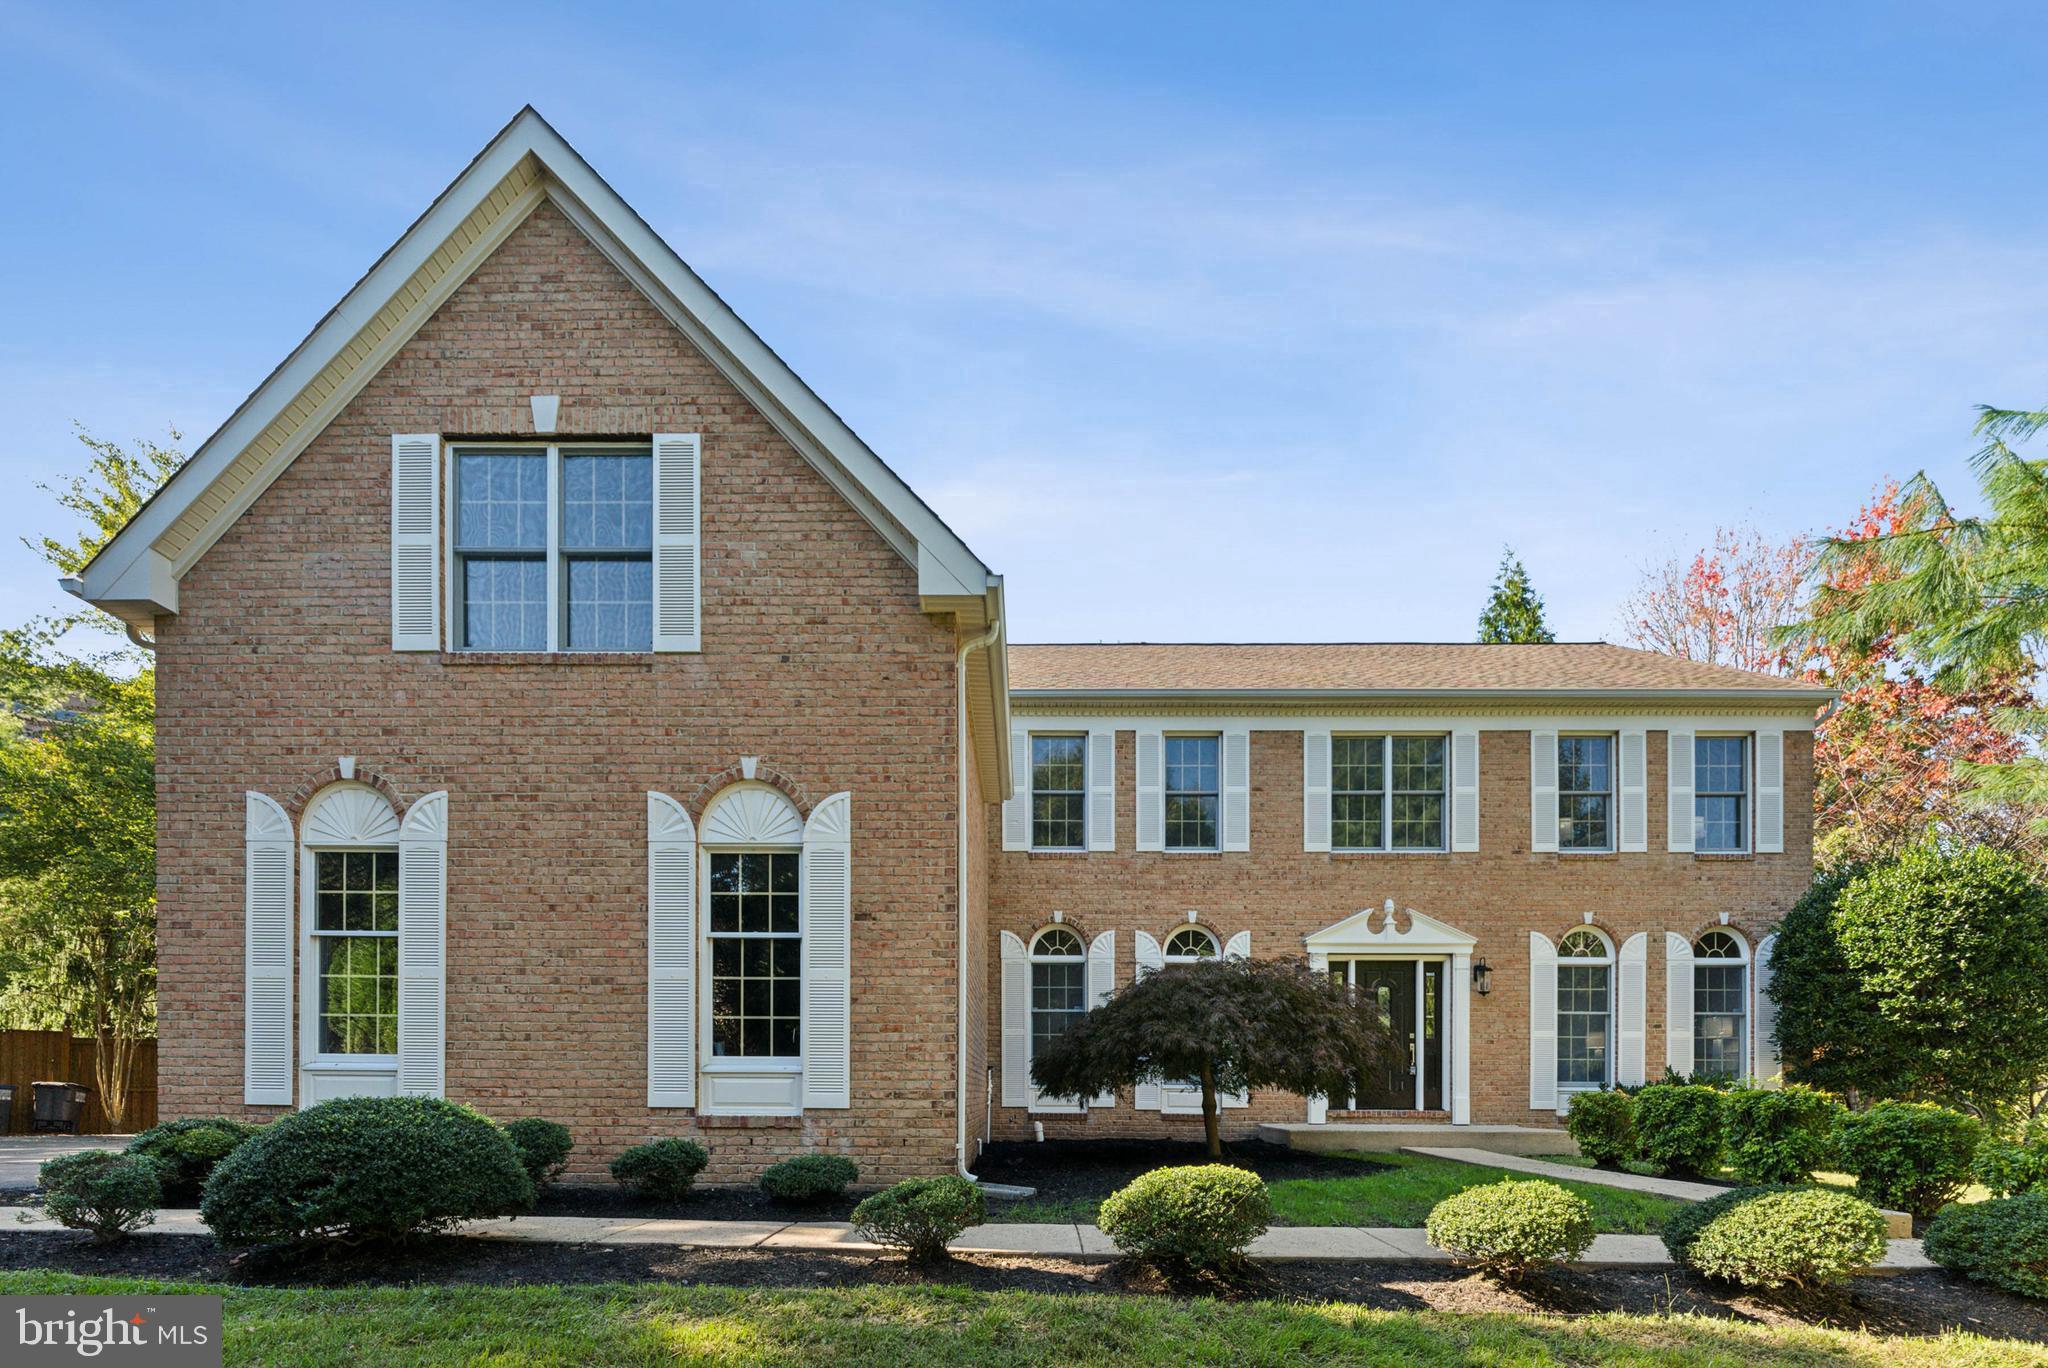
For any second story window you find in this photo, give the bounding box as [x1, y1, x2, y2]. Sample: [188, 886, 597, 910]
[1164, 734, 1220, 851]
[1030, 735, 1087, 850]
[1557, 735, 1614, 851]
[1694, 736, 1749, 853]
[1332, 735, 1447, 852]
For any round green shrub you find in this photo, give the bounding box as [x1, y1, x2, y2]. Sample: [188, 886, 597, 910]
[1973, 1118, 2048, 1198]
[760, 1153, 859, 1204]
[1633, 1083, 1726, 1177]
[1835, 1100, 1982, 1220]
[35, 1151, 160, 1243]
[1659, 1184, 1803, 1265]
[1683, 1189, 1889, 1288]
[126, 1118, 261, 1205]
[1723, 1085, 1843, 1185]
[1565, 1090, 1637, 1168]
[1923, 1192, 2048, 1300]
[1423, 1179, 1594, 1280]
[1096, 1165, 1272, 1270]
[609, 1138, 709, 1202]
[200, 1096, 534, 1247]
[503, 1119, 574, 1191]
[851, 1175, 985, 1262]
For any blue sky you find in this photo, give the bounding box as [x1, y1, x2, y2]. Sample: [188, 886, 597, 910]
[6, 2, 2048, 647]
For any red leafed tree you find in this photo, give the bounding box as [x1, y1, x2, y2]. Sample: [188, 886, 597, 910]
[1621, 526, 1808, 673]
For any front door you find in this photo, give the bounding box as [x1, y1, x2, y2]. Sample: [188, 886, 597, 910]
[1331, 958, 1445, 1111]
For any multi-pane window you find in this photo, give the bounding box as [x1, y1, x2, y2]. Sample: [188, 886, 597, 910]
[453, 446, 653, 652]
[1164, 735, 1220, 851]
[1558, 735, 1614, 851]
[1555, 928, 1612, 1088]
[1030, 735, 1086, 850]
[708, 852, 802, 1059]
[1331, 735, 1447, 851]
[1693, 929, 1748, 1079]
[1694, 736, 1749, 852]
[312, 851, 399, 1055]
[1163, 927, 1218, 961]
[1029, 927, 1088, 1064]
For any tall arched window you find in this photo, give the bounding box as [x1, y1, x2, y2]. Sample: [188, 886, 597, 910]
[1693, 929, 1749, 1079]
[1556, 928, 1613, 1090]
[1029, 927, 1087, 1066]
[1163, 926, 1218, 962]
[700, 786, 806, 1061]
[300, 785, 404, 1069]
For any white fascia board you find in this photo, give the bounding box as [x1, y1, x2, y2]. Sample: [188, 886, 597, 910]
[1008, 686, 1837, 706]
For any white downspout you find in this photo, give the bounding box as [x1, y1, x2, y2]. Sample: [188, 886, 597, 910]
[956, 616, 1002, 1180]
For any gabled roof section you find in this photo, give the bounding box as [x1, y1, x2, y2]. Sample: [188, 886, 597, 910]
[72, 106, 998, 629]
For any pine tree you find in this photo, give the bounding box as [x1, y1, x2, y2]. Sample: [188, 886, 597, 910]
[1477, 549, 1556, 644]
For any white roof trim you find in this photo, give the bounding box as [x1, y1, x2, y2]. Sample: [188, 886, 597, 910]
[1304, 900, 1478, 956]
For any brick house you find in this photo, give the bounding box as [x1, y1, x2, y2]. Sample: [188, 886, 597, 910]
[68, 110, 1830, 1181]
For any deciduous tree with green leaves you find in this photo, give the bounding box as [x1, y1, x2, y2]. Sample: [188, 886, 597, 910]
[1476, 548, 1556, 644]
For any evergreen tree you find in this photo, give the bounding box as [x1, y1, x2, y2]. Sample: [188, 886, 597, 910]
[1477, 548, 1556, 644]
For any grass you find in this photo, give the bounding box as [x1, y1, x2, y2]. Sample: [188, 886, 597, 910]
[2, 1272, 2037, 1367]
[998, 1152, 1684, 1233]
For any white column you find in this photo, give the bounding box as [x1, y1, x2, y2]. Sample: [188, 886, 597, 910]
[1307, 950, 1330, 1124]
[1450, 951, 1472, 1125]
[1413, 961, 1426, 1112]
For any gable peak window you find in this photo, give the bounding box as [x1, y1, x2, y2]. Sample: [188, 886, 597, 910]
[1332, 733, 1447, 852]
[1692, 929, 1749, 1079]
[1556, 928, 1613, 1090]
[1163, 734, 1220, 851]
[1558, 734, 1614, 852]
[1694, 735, 1750, 853]
[1030, 734, 1086, 850]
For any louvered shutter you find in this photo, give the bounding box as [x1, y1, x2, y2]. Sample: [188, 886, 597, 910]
[1087, 729, 1116, 851]
[390, 434, 440, 651]
[1528, 932, 1557, 1111]
[1222, 728, 1251, 851]
[396, 792, 448, 1098]
[1451, 727, 1480, 853]
[652, 433, 702, 653]
[1667, 731, 1696, 853]
[1087, 931, 1116, 1107]
[1617, 933, 1648, 1086]
[647, 792, 697, 1107]
[244, 793, 294, 1106]
[1302, 728, 1332, 852]
[1754, 933, 1780, 1086]
[802, 793, 853, 1109]
[1133, 932, 1164, 1110]
[1665, 932, 1695, 1076]
[1002, 728, 1031, 851]
[999, 932, 1029, 1107]
[1619, 729, 1648, 853]
[1221, 930, 1250, 1107]
[1529, 731, 1559, 853]
[1754, 730, 1784, 854]
[1135, 730, 1165, 851]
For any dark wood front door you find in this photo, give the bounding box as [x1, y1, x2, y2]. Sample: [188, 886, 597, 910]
[1331, 958, 1446, 1111]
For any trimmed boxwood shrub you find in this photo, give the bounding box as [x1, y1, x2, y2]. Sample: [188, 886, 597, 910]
[1565, 1090, 1636, 1168]
[851, 1175, 985, 1262]
[1835, 1100, 1982, 1220]
[1723, 1085, 1842, 1185]
[1660, 1184, 1803, 1265]
[1973, 1118, 2048, 1198]
[760, 1154, 859, 1204]
[1924, 1192, 2048, 1300]
[1424, 1179, 1594, 1280]
[126, 1118, 261, 1205]
[200, 1096, 533, 1247]
[1684, 1189, 1888, 1288]
[35, 1151, 160, 1243]
[1633, 1083, 1725, 1177]
[610, 1139, 709, 1202]
[1096, 1165, 1271, 1270]
[503, 1119, 574, 1192]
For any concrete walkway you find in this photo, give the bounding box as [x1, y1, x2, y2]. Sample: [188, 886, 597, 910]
[0, 1206, 1935, 1271]
[0, 1136, 125, 1188]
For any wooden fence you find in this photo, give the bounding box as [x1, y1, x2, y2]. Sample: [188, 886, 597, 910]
[0, 1031, 157, 1134]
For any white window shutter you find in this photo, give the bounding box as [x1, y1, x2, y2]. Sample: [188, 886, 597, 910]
[651, 432, 702, 653]
[1221, 930, 1250, 1106]
[1135, 730, 1165, 851]
[396, 791, 448, 1099]
[802, 792, 853, 1110]
[1000, 931, 1029, 1107]
[243, 793, 294, 1106]
[390, 434, 440, 651]
[1087, 930, 1116, 1107]
[1087, 729, 1116, 852]
[1619, 729, 1648, 853]
[1451, 727, 1481, 853]
[1222, 728, 1251, 852]
[1528, 932, 1557, 1111]
[1755, 730, 1784, 854]
[1665, 932, 1695, 1076]
[1302, 728, 1331, 852]
[647, 792, 697, 1107]
[1667, 730, 1696, 853]
[1529, 731, 1559, 853]
[1133, 931, 1164, 1111]
[1617, 932, 1648, 1086]
[1002, 727, 1031, 851]
[1754, 932, 1781, 1086]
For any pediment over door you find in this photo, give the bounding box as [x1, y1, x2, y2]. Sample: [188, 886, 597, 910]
[1303, 900, 1477, 957]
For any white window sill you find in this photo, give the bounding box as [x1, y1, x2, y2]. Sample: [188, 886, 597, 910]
[702, 1058, 802, 1074]
[1331, 849, 1449, 857]
[303, 1057, 396, 1072]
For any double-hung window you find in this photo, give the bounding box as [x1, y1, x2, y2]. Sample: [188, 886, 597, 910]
[1030, 735, 1087, 851]
[1028, 927, 1088, 1064]
[1558, 734, 1614, 851]
[311, 851, 399, 1055]
[707, 852, 801, 1059]
[1555, 928, 1612, 1089]
[452, 445, 653, 652]
[1164, 735, 1220, 851]
[1692, 930, 1749, 1079]
[1332, 734, 1447, 851]
[1694, 736, 1749, 852]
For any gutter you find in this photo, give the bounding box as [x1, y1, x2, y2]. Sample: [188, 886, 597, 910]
[57, 576, 156, 653]
[954, 611, 1003, 1182]
[1008, 686, 1838, 705]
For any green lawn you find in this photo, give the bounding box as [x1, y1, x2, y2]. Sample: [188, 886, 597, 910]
[2, 1273, 2034, 1367]
[997, 1152, 1683, 1233]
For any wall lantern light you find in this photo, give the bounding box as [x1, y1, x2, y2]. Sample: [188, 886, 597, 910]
[1471, 959, 1493, 996]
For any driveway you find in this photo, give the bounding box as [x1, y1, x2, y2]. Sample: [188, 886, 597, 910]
[0, 1135, 125, 1188]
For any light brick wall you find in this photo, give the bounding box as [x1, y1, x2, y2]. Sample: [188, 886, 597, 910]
[985, 726, 1815, 1141]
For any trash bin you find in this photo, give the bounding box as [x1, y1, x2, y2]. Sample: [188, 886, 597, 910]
[31, 1081, 89, 1134]
[0, 1082, 14, 1133]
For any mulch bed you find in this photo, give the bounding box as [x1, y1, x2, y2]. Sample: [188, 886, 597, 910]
[1, 1229, 2040, 1342]
[971, 1137, 1387, 1208]
[528, 1184, 865, 1223]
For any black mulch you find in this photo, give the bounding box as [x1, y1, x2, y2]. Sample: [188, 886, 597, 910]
[2, 1229, 2041, 1344]
[970, 1137, 1386, 1208]
[528, 1183, 865, 1223]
